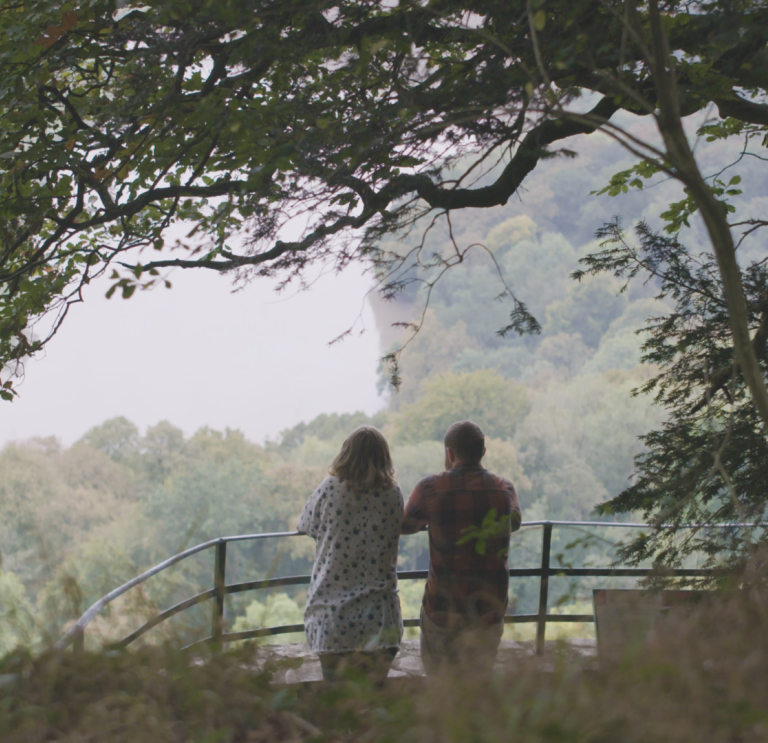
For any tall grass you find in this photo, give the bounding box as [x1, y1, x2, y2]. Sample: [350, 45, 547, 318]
[2, 550, 768, 742]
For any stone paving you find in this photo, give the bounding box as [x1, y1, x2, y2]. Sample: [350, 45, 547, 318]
[253, 638, 598, 684]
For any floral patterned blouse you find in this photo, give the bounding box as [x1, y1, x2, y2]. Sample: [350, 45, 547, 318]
[297, 476, 404, 654]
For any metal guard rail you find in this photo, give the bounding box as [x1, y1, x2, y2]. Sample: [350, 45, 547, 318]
[55, 520, 760, 656]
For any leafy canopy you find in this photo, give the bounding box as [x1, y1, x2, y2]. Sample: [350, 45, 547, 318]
[3, 0, 768, 397]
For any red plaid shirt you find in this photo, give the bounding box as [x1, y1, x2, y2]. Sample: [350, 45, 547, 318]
[402, 464, 522, 629]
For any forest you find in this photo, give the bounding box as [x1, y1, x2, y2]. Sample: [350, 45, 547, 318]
[3, 2, 768, 741]
[5, 108, 765, 653]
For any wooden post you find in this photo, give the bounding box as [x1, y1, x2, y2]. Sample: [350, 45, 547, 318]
[536, 523, 552, 656]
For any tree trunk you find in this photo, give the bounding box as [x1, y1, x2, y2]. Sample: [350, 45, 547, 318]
[647, 0, 768, 430]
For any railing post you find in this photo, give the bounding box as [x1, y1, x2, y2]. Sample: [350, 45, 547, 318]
[212, 540, 227, 646]
[536, 523, 552, 656]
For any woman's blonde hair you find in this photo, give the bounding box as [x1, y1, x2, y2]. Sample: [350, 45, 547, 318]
[329, 426, 396, 489]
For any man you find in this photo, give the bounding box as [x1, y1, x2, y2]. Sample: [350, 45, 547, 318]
[401, 420, 522, 675]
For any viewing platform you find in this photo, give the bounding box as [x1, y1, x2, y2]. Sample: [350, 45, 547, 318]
[55, 520, 742, 660]
[250, 638, 599, 683]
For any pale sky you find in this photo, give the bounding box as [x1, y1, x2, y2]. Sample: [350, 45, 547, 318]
[0, 261, 385, 448]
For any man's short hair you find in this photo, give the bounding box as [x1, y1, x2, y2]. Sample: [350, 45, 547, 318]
[444, 420, 485, 463]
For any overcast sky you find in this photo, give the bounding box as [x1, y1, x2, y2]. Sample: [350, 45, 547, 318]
[0, 261, 385, 449]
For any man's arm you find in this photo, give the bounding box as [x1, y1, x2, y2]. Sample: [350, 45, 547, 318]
[401, 481, 429, 535]
[508, 482, 523, 534]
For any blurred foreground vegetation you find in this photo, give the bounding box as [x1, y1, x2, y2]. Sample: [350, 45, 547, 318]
[2, 552, 768, 743]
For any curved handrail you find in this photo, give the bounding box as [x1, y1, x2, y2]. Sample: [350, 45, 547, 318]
[113, 575, 315, 648]
[55, 531, 302, 651]
[56, 521, 766, 652]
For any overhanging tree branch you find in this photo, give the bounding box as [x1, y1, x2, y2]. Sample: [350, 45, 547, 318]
[3, 0, 768, 410]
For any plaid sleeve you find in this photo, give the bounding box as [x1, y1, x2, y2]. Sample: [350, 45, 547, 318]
[402, 479, 429, 535]
[507, 482, 522, 532]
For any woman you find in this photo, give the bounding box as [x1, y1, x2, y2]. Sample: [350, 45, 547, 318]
[297, 426, 403, 681]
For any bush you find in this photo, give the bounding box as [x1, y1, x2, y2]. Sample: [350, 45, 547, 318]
[3, 561, 768, 743]
[232, 593, 305, 645]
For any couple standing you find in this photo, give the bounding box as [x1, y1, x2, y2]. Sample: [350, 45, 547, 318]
[297, 420, 522, 681]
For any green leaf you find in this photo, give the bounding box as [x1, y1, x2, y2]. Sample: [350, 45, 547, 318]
[367, 38, 389, 55]
[482, 508, 499, 528]
[533, 10, 546, 31]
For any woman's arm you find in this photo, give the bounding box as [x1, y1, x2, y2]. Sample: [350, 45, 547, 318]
[296, 478, 329, 539]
